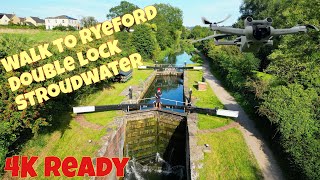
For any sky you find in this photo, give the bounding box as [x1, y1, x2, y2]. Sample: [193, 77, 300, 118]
[1, 0, 243, 27]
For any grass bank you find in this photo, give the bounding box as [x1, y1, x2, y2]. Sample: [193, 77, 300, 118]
[186, 66, 231, 129]
[186, 62, 262, 179]
[18, 67, 153, 179]
[198, 129, 263, 179]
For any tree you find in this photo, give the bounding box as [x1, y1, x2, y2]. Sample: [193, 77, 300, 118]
[131, 24, 158, 60]
[188, 26, 212, 39]
[106, 1, 138, 19]
[151, 3, 183, 50]
[80, 16, 98, 28]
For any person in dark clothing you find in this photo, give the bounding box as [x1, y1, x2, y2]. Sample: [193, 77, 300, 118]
[155, 88, 162, 109]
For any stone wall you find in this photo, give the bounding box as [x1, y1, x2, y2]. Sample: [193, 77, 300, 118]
[94, 117, 126, 180]
[183, 70, 191, 105]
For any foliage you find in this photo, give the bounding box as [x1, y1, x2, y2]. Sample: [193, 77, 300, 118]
[259, 84, 320, 178]
[188, 25, 212, 39]
[52, 25, 77, 31]
[80, 16, 98, 28]
[151, 3, 183, 50]
[106, 1, 138, 19]
[131, 24, 158, 60]
[192, 0, 320, 179]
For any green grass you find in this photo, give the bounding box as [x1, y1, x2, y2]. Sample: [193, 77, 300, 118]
[20, 66, 153, 179]
[9, 29, 154, 179]
[197, 128, 263, 180]
[186, 69, 232, 129]
[0, 30, 76, 43]
[83, 67, 153, 125]
[197, 114, 231, 129]
[21, 113, 106, 179]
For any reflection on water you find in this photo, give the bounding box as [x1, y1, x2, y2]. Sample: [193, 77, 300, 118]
[125, 116, 187, 180]
[160, 52, 194, 66]
[141, 76, 184, 112]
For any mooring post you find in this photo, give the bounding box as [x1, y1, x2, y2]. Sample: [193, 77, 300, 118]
[129, 86, 133, 99]
[188, 88, 192, 105]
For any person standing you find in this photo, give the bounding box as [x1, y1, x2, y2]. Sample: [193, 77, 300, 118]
[155, 88, 162, 109]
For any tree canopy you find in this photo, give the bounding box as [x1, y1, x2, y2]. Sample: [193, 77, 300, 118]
[106, 1, 139, 19]
[80, 16, 98, 28]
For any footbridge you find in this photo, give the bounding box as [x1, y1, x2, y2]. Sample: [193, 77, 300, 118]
[73, 98, 239, 118]
[138, 64, 202, 76]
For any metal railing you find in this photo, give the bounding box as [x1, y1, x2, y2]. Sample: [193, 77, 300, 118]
[120, 97, 188, 106]
[161, 98, 186, 106]
[120, 97, 155, 104]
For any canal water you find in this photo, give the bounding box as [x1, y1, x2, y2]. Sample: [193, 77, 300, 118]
[161, 51, 194, 65]
[140, 51, 193, 112]
[124, 52, 192, 180]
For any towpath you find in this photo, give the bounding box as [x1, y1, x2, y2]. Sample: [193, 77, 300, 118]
[197, 50, 284, 180]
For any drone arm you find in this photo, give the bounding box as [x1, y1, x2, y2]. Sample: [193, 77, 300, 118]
[192, 34, 231, 43]
[215, 41, 237, 45]
[271, 25, 319, 36]
[211, 26, 245, 35]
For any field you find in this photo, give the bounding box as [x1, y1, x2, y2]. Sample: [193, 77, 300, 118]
[0, 29, 74, 42]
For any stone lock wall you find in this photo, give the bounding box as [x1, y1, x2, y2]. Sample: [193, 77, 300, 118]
[94, 109, 190, 180]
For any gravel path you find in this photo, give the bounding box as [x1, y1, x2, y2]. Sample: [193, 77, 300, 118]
[198, 50, 284, 180]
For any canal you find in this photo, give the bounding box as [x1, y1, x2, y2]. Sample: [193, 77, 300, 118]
[124, 52, 193, 180]
[141, 51, 194, 111]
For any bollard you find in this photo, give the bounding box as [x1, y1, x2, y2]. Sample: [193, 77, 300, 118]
[129, 86, 133, 99]
[188, 88, 192, 106]
[202, 76, 205, 82]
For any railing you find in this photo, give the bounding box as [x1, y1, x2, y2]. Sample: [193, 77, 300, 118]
[120, 97, 155, 104]
[161, 98, 186, 106]
[73, 104, 240, 118]
[120, 97, 188, 106]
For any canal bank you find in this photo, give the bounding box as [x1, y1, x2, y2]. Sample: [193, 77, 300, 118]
[196, 50, 282, 179]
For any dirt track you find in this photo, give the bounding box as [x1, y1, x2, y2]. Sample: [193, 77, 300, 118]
[198, 50, 284, 180]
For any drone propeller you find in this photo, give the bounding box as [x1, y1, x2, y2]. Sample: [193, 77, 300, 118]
[202, 15, 231, 26]
[202, 17, 212, 25]
[216, 15, 231, 24]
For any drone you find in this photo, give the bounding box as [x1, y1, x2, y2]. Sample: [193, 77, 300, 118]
[193, 16, 319, 52]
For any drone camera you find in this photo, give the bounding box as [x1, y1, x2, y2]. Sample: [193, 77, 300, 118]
[246, 17, 253, 22]
[266, 17, 273, 23]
